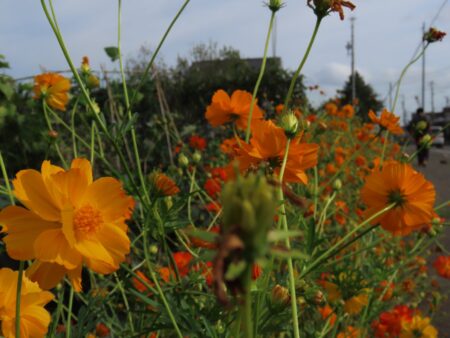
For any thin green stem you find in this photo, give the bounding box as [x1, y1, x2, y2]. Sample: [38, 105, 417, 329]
[277, 139, 300, 338]
[0, 151, 14, 205]
[435, 200, 450, 211]
[129, 0, 191, 110]
[40, 0, 145, 207]
[242, 266, 253, 338]
[300, 203, 396, 278]
[142, 220, 183, 338]
[391, 45, 428, 113]
[65, 286, 74, 338]
[118, 0, 151, 206]
[70, 99, 79, 158]
[113, 272, 135, 333]
[187, 167, 196, 226]
[2, 150, 24, 338]
[283, 17, 322, 109]
[43, 101, 68, 168]
[244, 12, 276, 142]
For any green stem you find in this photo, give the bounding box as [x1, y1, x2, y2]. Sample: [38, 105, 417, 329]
[300, 203, 396, 278]
[242, 266, 253, 338]
[70, 99, 79, 158]
[142, 220, 183, 338]
[2, 149, 25, 338]
[283, 17, 322, 109]
[187, 167, 196, 226]
[40, 0, 145, 207]
[244, 12, 276, 142]
[129, 0, 191, 110]
[118, 0, 151, 206]
[276, 140, 300, 338]
[42, 101, 68, 168]
[435, 200, 450, 211]
[113, 272, 135, 333]
[391, 45, 428, 113]
[65, 286, 74, 338]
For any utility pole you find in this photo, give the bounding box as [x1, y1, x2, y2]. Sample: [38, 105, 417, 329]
[422, 22, 426, 111]
[446, 96, 450, 107]
[430, 81, 435, 113]
[350, 18, 356, 104]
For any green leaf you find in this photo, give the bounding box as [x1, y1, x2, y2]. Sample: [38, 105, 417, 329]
[104, 46, 119, 62]
[185, 229, 218, 244]
[270, 247, 309, 260]
[0, 82, 14, 100]
[224, 260, 247, 281]
[267, 230, 303, 242]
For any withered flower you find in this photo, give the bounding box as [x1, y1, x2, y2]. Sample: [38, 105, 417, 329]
[307, 0, 355, 20]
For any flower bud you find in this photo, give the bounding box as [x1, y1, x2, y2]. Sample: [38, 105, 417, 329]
[333, 179, 342, 191]
[178, 153, 189, 168]
[192, 151, 202, 164]
[48, 130, 58, 139]
[221, 174, 277, 255]
[164, 196, 173, 209]
[266, 0, 285, 12]
[280, 110, 299, 138]
[271, 284, 290, 306]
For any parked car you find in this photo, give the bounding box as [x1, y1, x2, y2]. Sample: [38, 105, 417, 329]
[430, 126, 445, 147]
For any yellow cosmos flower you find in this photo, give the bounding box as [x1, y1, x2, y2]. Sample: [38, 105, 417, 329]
[0, 158, 134, 291]
[33, 73, 71, 111]
[343, 291, 369, 315]
[0, 268, 54, 338]
[400, 315, 437, 338]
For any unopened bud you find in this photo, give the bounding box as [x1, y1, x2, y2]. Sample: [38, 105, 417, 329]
[149, 244, 158, 255]
[178, 153, 189, 168]
[48, 130, 58, 139]
[280, 110, 299, 138]
[164, 196, 173, 209]
[192, 151, 202, 164]
[271, 284, 290, 306]
[333, 179, 342, 191]
[266, 0, 285, 12]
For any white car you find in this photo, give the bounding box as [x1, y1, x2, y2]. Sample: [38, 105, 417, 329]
[430, 126, 445, 147]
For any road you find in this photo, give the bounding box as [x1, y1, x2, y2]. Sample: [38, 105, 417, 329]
[411, 146, 450, 334]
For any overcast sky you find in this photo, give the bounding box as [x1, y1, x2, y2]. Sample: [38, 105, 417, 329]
[1, 0, 450, 122]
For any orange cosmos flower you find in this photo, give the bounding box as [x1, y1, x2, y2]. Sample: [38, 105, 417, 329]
[0, 268, 54, 338]
[229, 119, 318, 184]
[308, 0, 355, 20]
[0, 158, 134, 291]
[33, 73, 71, 111]
[151, 172, 180, 196]
[361, 161, 435, 236]
[368, 109, 404, 135]
[205, 89, 263, 130]
[433, 256, 450, 279]
[318, 304, 337, 326]
[337, 326, 361, 338]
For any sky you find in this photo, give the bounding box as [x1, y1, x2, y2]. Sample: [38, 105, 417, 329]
[1, 0, 450, 123]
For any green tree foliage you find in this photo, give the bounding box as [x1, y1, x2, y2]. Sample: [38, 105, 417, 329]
[337, 71, 383, 121]
[0, 55, 49, 174]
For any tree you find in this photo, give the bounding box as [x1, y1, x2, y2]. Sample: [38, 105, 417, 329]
[337, 71, 383, 121]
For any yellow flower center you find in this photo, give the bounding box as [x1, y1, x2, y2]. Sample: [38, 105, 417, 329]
[73, 205, 103, 238]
